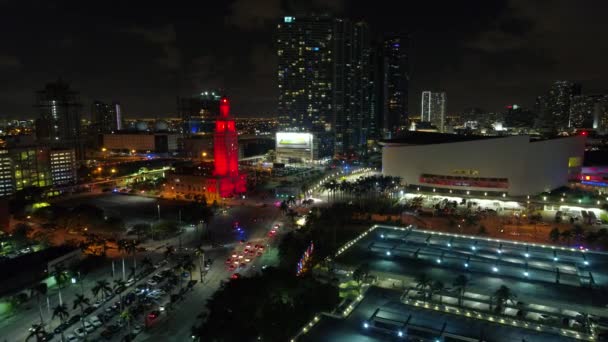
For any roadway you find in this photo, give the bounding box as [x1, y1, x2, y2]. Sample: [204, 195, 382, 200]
[0, 194, 288, 342]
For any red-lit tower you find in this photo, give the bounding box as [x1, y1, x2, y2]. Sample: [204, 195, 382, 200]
[208, 96, 246, 198]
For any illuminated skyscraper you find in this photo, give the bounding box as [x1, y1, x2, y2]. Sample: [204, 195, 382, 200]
[177, 90, 221, 136]
[92, 101, 122, 133]
[277, 16, 333, 132]
[35, 80, 84, 158]
[333, 20, 374, 154]
[421, 91, 447, 132]
[381, 35, 409, 137]
[538, 80, 581, 130]
[208, 96, 245, 198]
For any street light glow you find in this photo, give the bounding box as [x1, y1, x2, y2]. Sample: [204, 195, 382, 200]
[363, 322, 369, 329]
[398, 331, 403, 337]
[386, 251, 391, 256]
[523, 271, 529, 277]
[492, 267, 498, 272]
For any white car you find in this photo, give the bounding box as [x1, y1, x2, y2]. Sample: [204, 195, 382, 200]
[93, 300, 103, 308]
[66, 334, 79, 342]
[147, 279, 158, 286]
[125, 278, 135, 287]
[132, 324, 143, 335]
[74, 327, 87, 338]
[88, 316, 102, 328]
[83, 321, 96, 333]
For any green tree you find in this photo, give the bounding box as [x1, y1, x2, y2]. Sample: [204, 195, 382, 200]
[549, 227, 560, 243]
[453, 275, 469, 307]
[431, 280, 444, 304]
[561, 229, 573, 246]
[163, 246, 175, 260]
[352, 263, 370, 287]
[113, 278, 126, 313]
[11, 223, 32, 249]
[92, 279, 111, 301]
[181, 257, 196, 282]
[30, 283, 48, 325]
[493, 285, 516, 314]
[52, 303, 69, 342]
[72, 294, 90, 331]
[415, 273, 432, 300]
[140, 256, 153, 270]
[52, 264, 69, 306]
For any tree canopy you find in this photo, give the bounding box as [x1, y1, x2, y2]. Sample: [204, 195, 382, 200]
[196, 267, 338, 341]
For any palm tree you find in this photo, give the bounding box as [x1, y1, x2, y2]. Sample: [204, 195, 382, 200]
[120, 307, 133, 333]
[163, 246, 175, 260]
[493, 285, 516, 314]
[52, 264, 69, 305]
[72, 294, 90, 331]
[25, 324, 46, 342]
[194, 246, 205, 282]
[415, 273, 432, 300]
[113, 279, 126, 311]
[92, 279, 112, 302]
[30, 283, 48, 325]
[431, 280, 444, 304]
[52, 303, 69, 342]
[181, 257, 196, 282]
[561, 230, 573, 246]
[453, 275, 469, 307]
[549, 227, 560, 243]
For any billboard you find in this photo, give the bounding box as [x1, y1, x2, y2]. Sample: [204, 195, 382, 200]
[276, 132, 313, 150]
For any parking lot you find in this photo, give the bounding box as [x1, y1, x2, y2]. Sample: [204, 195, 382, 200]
[324, 224, 608, 341]
[301, 287, 579, 342]
[49, 255, 200, 342]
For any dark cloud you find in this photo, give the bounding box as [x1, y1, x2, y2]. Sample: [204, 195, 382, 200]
[0, 0, 607, 119]
[123, 25, 181, 70]
[0, 55, 21, 69]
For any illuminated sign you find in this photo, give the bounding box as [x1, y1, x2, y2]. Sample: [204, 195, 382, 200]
[276, 132, 312, 149]
[568, 157, 582, 168]
[451, 169, 480, 176]
[284, 16, 294, 23]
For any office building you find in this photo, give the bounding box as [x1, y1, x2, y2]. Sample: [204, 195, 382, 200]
[0, 150, 12, 197]
[504, 104, 535, 128]
[380, 35, 409, 137]
[102, 133, 179, 154]
[92, 101, 122, 133]
[421, 91, 447, 132]
[50, 149, 77, 186]
[35, 80, 84, 159]
[333, 20, 374, 154]
[538, 81, 581, 130]
[569, 94, 608, 130]
[177, 91, 221, 136]
[277, 16, 333, 133]
[381, 132, 585, 196]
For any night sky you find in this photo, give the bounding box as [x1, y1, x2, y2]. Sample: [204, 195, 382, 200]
[1, 0, 607, 119]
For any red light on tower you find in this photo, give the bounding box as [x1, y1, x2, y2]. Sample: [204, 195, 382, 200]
[220, 96, 230, 117]
[212, 95, 246, 198]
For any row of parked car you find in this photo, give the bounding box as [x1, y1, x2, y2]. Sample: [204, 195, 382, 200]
[50, 259, 172, 341]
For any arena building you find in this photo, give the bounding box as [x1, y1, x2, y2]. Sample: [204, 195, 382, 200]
[381, 133, 585, 196]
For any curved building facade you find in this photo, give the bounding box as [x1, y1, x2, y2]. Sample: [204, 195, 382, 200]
[381, 133, 585, 196]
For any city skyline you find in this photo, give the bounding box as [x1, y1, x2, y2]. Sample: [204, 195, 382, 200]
[0, 1, 608, 119]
